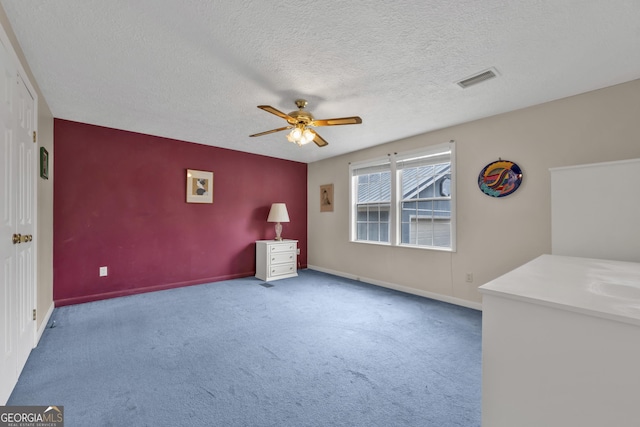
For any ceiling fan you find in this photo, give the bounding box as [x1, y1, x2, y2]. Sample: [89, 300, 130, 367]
[249, 99, 362, 147]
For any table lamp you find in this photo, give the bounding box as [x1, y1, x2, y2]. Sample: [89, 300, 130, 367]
[267, 203, 289, 241]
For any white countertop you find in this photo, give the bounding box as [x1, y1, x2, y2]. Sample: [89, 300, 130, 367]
[479, 254, 640, 326]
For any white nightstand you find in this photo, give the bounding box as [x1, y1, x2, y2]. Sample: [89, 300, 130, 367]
[255, 240, 298, 282]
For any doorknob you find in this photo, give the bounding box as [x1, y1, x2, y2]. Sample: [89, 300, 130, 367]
[11, 234, 32, 244]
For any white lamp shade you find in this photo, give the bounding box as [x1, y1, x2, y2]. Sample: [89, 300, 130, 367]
[267, 203, 290, 223]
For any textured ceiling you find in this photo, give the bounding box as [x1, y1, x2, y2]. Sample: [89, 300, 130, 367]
[2, 0, 640, 163]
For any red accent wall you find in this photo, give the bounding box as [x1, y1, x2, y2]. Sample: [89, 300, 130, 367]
[53, 119, 307, 306]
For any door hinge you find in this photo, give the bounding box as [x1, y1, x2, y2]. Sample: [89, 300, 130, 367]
[33, 309, 36, 321]
[32, 131, 36, 143]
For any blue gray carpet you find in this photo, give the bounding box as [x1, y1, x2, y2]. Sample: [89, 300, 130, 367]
[10, 270, 481, 426]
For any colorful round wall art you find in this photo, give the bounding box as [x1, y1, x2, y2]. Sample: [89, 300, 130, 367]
[477, 159, 523, 197]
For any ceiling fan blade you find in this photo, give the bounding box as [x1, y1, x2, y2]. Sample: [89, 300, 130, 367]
[310, 130, 329, 147]
[257, 105, 295, 121]
[311, 116, 362, 127]
[249, 126, 292, 137]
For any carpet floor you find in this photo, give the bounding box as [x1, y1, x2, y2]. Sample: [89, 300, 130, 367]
[9, 269, 482, 426]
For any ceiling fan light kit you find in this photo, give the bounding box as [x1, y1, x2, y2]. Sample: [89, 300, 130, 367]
[250, 99, 362, 148]
[286, 126, 315, 146]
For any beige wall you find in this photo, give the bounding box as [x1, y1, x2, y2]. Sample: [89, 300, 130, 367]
[36, 102, 53, 330]
[0, 8, 55, 332]
[308, 79, 640, 307]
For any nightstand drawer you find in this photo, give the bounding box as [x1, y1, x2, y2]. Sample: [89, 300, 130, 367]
[270, 252, 295, 265]
[270, 243, 296, 253]
[270, 263, 296, 277]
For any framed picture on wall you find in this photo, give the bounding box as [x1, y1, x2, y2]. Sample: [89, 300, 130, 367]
[320, 183, 333, 212]
[40, 147, 49, 179]
[186, 169, 213, 203]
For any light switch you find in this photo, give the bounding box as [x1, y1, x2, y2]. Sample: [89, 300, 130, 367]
[99, 266, 108, 277]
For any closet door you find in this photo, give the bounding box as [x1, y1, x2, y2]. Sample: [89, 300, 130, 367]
[0, 37, 19, 404]
[0, 38, 36, 405]
[15, 73, 36, 377]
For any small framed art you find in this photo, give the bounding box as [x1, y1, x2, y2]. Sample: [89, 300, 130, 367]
[186, 169, 213, 203]
[477, 159, 523, 198]
[40, 147, 49, 179]
[320, 183, 333, 212]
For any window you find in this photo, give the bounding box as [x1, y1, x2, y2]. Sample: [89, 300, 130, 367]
[350, 142, 455, 251]
[398, 151, 452, 248]
[352, 159, 391, 243]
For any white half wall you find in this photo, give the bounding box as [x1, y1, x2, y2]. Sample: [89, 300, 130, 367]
[551, 158, 640, 263]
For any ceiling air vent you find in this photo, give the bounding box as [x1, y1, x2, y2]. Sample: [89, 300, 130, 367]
[456, 68, 498, 88]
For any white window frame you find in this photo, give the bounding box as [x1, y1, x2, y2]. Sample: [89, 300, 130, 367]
[349, 141, 456, 251]
[349, 155, 392, 245]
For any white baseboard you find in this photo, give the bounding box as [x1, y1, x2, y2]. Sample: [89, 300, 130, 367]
[35, 302, 55, 346]
[306, 265, 482, 311]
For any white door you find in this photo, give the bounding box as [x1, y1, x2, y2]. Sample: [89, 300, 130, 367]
[0, 35, 19, 404]
[0, 37, 36, 405]
[15, 73, 36, 374]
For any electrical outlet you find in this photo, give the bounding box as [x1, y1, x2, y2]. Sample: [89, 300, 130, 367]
[465, 273, 473, 283]
[99, 266, 108, 277]
[296, 248, 301, 255]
